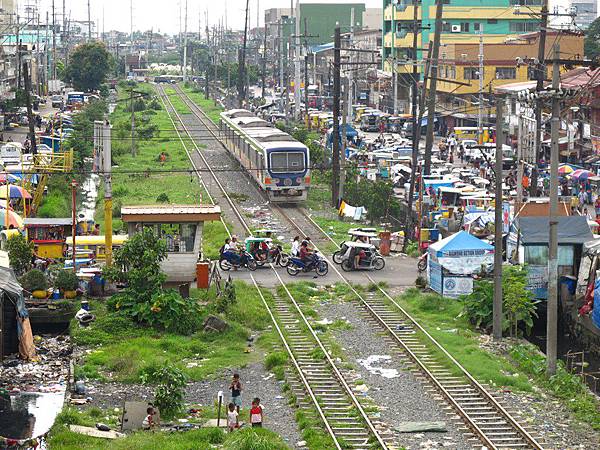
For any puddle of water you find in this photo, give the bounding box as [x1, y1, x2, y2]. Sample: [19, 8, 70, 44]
[0, 392, 64, 440]
[357, 355, 400, 379]
[79, 173, 100, 222]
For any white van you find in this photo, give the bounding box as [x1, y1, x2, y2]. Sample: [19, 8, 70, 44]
[0, 143, 23, 165]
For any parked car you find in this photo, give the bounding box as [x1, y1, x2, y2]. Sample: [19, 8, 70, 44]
[51, 95, 63, 108]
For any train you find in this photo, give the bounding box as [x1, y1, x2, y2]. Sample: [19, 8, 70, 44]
[219, 109, 310, 203]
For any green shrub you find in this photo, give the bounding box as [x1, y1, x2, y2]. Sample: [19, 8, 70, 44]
[55, 270, 79, 292]
[265, 351, 288, 370]
[140, 366, 187, 419]
[6, 233, 33, 275]
[216, 280, 237, 313]
[20, 269, 48, 292]
[156, 193, 170, 203]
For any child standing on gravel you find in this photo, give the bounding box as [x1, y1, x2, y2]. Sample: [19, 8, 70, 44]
[250, 397, 264, 428]
[227, 402, 239, 432]
[230, 373, 242, 413]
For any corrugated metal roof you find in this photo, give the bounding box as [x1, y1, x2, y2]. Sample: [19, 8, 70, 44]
[24, 218, 72, 226]
[121, 205, 221, 215]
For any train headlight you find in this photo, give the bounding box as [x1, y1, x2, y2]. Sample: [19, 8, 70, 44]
[284, 178, 293, 186]
[296, 177, 302, 184]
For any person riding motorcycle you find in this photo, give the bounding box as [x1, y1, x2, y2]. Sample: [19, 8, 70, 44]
[354, 247, 367, 269]
[299, 240, 315, 269]
[222, 237, 241, 266]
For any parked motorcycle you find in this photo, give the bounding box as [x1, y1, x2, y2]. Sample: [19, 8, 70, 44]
[417, 253, 428, 272]
[286, 252, 329, 277]
[253, 244, 290, 268]
[219, 250, 258, 271]
[340, 243, 385, 272]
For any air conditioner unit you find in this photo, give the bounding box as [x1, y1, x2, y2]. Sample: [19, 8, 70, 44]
[451, 24, 461, 33]
[460, 53, 468, 61]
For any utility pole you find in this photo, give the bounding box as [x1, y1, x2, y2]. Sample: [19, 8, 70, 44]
[346, 8, 355, 125]
[183, 0, 188, 82]
[237, 0, 250, 107]
[391, 0, 396, 114]
[87, 0, 91, 41]
[423, 0, 444, 176]
[278, 19, 284, 110]
[493, 94, 504, 340]
[293, 0, 301, 120]
[332, 26, 341, 207]
[23, 61, 38, 156]
[532, 0, 549, 197]
[130, 88, 136, 156]
[95, 120, 113, 265]
[262, 23, 267, 100]
[130, 0, 134, 60]
[403, 0, 422, 251]
[51, 1, 56, 80]
[304, 17, 309, 120]
[477, 30, 484, 144]
[547, 43, 560, 376]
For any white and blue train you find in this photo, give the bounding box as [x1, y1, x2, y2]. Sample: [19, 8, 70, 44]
[219, 109, 310, 203]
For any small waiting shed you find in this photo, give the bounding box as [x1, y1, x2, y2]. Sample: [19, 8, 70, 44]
[23, 218, 72, 259]
[121, 205, 221, 287]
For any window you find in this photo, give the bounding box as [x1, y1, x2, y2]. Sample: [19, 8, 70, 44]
[442, 22, 451, 32]
[525, 245, 548, 265]
[510, 0, 543, 4]
[461, 22, 470, 32]
[487, 19, 498, 24]
[495, 67, 516, 79]
[558, 246, 575, 266]
[509, 22, 538, 33]
[449, 66, 456, 79]
[474, 22, 481, 32]
[464, 67, 480, 80]
[269, 151, 306, 174]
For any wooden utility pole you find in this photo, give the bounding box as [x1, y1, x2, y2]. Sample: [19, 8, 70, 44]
[331, 26, 341, 207]
[423, 0, 444, 176]
[547, 44, 560, 375]
[493, 95, 504, 340]
[531, 0, 549, 196]
[237, 0, 251, 107]
[130, 88, 136, 156]
[22, 62, 38, 155]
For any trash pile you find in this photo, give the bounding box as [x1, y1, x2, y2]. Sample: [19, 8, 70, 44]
[0, 335, 71, 393]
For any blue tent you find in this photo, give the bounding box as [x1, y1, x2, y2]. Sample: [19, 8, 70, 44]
[428, 231, 494, 298]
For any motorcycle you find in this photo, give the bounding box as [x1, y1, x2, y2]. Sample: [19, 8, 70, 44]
[286, 252, 329, 277]
[253, 244, 290, 268]
[219, 250, 258, 271]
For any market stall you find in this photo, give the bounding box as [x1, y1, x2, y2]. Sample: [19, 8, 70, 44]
[427, 231, 494, 298]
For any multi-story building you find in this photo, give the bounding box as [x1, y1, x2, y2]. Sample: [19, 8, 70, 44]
[382, 0, 544, 111]
[438, 30, 583, 128]
[570, 0, 598, 29]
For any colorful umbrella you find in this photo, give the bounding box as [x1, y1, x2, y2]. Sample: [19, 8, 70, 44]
[0, 184, 32, 199]
[558, 164, 575, 175]
[0, 209, 24, 228]
[572, 169, 592, 180]
[0, 173, 21, 184]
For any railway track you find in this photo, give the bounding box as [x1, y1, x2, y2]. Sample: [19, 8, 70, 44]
[157, 83, 392, 449]
[163, 84, 546, 449]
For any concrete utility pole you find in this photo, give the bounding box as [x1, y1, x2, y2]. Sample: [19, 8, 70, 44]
[532, 0, 549, 197]
[391, 0, 396, 114]
[294, 0, 301, 120]
[87, 0, 91, 41]
[278, 19, 284, 109]
[493, 94, 504, 340]
[130, 88, 136, 156]
[183, 0, 188, 82]
[262, 23, 267, 100]
[237, 0, 250, 107]
[346, 8, 355, 125]
[423, 0, 444, 176]
[23, 62, 38, 156]
[130, 0, 134, 62]
[547, 43, 560, 376]
[332, 26, 341, 207]
[403, 0, 422, 251]
[477, 30, 484, 144]
[51, 2, 56, 80]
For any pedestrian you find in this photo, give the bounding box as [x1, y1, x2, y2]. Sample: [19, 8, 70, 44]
[249, 397, 263, 428]
[229, 373, 242, 413]
[227, 402, 239, 432]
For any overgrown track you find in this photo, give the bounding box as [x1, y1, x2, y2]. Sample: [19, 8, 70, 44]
[158, 83, 391, 449]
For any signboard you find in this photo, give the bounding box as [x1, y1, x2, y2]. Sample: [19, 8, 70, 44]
[429, 260, 442, 295]
[527, 265, 548, 300]
[502, 202, 511, 234]
[443, 277, 473, 299]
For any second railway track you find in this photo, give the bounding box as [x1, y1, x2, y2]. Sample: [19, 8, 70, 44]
[159, 82, 547, 450]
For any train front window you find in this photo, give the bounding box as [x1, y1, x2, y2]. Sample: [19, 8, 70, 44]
[270, 152, 305, 174]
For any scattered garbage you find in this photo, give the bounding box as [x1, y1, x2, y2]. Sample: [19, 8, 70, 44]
[314, 318, 333, 326]
[202, 315, 229, 333]
[69, 425, 124, 439]
[357, 355, 399, 379]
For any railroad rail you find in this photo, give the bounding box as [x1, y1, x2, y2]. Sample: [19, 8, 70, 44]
[164, 83, 545, 449]
[157, 83, 390, 449]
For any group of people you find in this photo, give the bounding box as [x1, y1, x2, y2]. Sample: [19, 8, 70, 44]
[227, 373, 264, 432]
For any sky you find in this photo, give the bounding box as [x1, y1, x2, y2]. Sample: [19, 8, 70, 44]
[29, 0, 585, 35]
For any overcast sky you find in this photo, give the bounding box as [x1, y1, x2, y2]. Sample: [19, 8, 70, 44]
[30, 0, 582, 35]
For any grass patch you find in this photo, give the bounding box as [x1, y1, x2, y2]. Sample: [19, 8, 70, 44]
[73, 282, 272, 383]
[162, 85, 192, 114]
[393, 289, 533, 392]
[182, 85, 224, 124]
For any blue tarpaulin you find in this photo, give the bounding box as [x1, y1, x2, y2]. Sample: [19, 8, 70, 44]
[593, 278, 600, 329]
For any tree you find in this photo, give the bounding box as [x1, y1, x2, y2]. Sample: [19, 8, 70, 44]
[584, 16, 600, 59]
[64, 42, 113, 92]
[104, 227, 168, 304]
[67, 99, 107, 167]
[6, 234, 33, 276]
